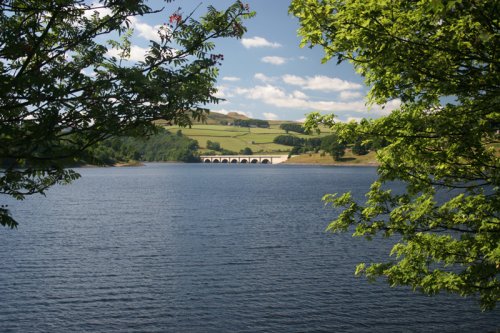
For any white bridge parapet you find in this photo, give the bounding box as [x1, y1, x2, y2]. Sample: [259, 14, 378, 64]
[200, 155, 288, 164]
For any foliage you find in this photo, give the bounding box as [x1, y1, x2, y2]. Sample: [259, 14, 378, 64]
[288, 146, 302, 157]
[0, 0, 254, 227]
[306, 138, 322, 152]
[89, 127, 200, 163]
[280, 123, 305, 134]
[220, 149, 238, 155]
[273, 134, 304, 147]
[320, 134, 346, 161]
[233, 118, 270, 128]
[206, 140, 222, 151]
[240, 147, 253, 155]
[291, 0, 500, 310]
[351, 137, 371, 156]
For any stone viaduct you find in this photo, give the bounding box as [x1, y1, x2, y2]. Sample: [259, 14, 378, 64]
[200, 155, 288, 164]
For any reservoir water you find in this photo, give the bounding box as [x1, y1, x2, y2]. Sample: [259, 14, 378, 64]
[0, 163, 498, 332]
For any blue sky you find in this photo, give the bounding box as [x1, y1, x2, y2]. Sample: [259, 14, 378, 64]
[103, 1, 401, 122]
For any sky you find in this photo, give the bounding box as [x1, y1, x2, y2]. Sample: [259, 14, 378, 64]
[103, 0, 401, 122]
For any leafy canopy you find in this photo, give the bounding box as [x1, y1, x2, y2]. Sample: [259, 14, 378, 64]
[290, 0, 499, 310]
[0, 0, 254, 228]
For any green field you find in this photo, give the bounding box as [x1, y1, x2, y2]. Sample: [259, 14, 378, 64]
[167, 124, 325, 154]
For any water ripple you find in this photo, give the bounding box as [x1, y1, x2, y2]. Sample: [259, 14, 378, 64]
[0, 164, 498, 332]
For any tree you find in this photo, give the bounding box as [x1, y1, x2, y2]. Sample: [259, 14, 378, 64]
[206, 140, 221, 151]
[304, 137, 322, 152]
[234, 118, 270, 128]
[288, 145, 302, 158]
[240, 147, 253, 155]
[0, 0, 254, 228]
[291, 0, 499, 310]
[280, 123, 305, 134]
[320, 134, 345, 161]
[273, 134, 304, 147]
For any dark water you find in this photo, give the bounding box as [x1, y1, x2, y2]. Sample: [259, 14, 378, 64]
[0, 164, 498, 332]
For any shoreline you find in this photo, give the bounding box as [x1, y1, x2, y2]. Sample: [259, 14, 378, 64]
[114, 161, 145, 167]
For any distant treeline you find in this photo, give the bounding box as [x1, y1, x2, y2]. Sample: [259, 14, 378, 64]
[273, 135, 321, 148]
[89, 128, 200, 164]
[279, 123, 305, 134]
[233, 119, 270, 128]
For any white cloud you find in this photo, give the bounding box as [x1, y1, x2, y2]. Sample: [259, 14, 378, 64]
[261, 56, 287, 65]
[236, 85, 294, 108]
[282, 74, 363, 92]
[129, 17, 164, 42]
[263, 112, 279, 120]
[222, 76, 241, 82]
[214, 85, 236, 99]
[281, 74, 304, 86]
[80, 68, 95, 77]
[106, 44, 149, 62]
[235, 84, 394, 114]
[106, 48, 120, 59]
[129, 45, 148, 61]
[83, 2, 112, 19]
[340, 90, 363, 100]
[241, 37, 281, 49]
[292, 90, 308, 99]
[254, 73, 275, 83]
[309, 100, 367, 112]
[370, 99, 401, 115]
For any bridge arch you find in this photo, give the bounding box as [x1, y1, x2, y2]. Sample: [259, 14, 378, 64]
[204, 159, 211, 163]
[240, 159, 248, 163]
[222, 159, 228, 163]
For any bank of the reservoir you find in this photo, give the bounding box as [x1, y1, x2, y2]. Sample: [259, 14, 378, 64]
[285, 152, 379, 166]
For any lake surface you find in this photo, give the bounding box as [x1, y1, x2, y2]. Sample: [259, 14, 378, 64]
[0, 164, 498, 332]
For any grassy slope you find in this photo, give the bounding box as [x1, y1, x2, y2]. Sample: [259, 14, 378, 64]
[169, 123, 324, 154]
